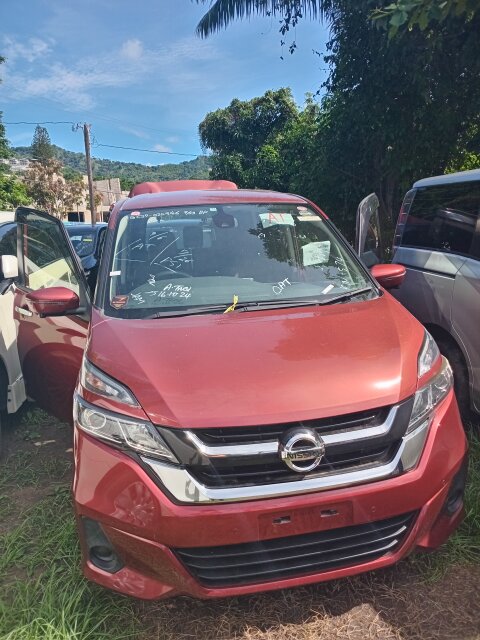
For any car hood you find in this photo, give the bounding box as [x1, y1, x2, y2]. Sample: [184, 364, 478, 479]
[88, 294, 423, 428]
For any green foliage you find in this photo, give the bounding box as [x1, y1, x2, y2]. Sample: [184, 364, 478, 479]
[195, 0, 324, 38]
[197, 3, 480, 237]
[0, 174, 30, 210]
[31, 125, 54, 166]
[200, 88, 308, 191]
[372, 0, 480, 36]
[13, 145, 212, 185]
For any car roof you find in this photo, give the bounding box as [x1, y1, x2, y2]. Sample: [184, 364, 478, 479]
[113, 189, 309, 221]
[413, 169, 480, 188]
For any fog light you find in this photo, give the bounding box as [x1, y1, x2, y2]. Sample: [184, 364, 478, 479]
[442, 459, 468, 517]
[82, 517, 123, 573]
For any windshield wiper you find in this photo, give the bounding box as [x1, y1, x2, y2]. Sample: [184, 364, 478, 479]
[320, 286, 376, 305]
[147, 304, 232, 318]
[146, 286, 376, 317]
[236, 287, 376, 311]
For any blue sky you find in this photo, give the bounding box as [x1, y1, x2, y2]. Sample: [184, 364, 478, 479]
[0, 1, 329, 165]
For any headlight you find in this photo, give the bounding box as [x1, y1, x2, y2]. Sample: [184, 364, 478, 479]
[80, 357, 138, 407]
[418, 330, 440, 378]
[74, 394, 178, 463]
[407, 357, 453, 434]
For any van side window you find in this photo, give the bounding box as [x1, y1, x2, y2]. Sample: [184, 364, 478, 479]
[401, 182, 479, 257]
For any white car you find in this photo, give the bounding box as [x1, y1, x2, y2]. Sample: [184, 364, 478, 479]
[0, 216, 26, 453]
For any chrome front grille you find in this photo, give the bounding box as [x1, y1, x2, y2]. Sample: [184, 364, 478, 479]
[142, 396, 423, 504]
[193, 407, 388, 445]
[191, 444, 397, 487]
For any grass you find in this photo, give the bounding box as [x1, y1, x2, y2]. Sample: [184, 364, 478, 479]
[0, 488, 138, 640]
[0, 407, 479, 640]
[410, 435, 480, 579]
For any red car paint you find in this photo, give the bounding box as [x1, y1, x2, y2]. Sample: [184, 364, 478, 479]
[74, 389, 466, 600]
[128, 180, 238, 197]
[14, 188, 467, 600]
[87, 293, 422, 429]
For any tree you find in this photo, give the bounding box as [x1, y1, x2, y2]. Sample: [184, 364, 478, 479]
[196, 1, 480, 237]
[24, 159, 85, 218]
[199, 88, 301, 190]
[195, 1, 324, 38]
[0, 58, 10, 172]
[31, 125, 54, 165]
[0, 175, 30, 209]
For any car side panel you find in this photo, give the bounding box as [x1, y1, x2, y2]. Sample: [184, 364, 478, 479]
[392, 247, 464, 332]
[451, 256, 480, 412]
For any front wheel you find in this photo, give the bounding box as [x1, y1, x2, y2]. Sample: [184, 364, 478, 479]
[436, 337, 476, 432]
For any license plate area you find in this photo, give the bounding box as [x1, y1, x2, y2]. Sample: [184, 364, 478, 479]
[258, 501, 353, 540]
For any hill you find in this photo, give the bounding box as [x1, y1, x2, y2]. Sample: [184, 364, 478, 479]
[12, 144, 212, 190]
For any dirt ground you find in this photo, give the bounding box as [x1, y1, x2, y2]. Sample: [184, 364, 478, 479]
[1, 408, 479, 640]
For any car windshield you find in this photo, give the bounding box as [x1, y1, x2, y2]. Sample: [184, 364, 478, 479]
[105, 203, 374, 318]
[67, 229, 96, 257]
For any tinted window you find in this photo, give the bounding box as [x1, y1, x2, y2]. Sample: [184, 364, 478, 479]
[0, 223, 16, 257]
[401, 182, 479, 256]
[105, 203, 372, 318]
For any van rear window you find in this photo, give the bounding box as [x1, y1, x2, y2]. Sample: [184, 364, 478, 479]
[400, 182, 479, 256]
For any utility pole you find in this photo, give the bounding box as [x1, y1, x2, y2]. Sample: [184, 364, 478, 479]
[83, 124, 96, 226]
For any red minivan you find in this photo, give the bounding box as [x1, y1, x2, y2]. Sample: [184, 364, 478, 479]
[7, 182, 467, 599]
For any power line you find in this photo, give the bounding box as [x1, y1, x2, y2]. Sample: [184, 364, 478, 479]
[4, 120, 76, 125]
[93, 142, 204, 158]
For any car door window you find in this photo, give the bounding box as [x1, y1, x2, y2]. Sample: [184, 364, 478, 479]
[401, 182, 480, 257]
[19, 216, 80, 294]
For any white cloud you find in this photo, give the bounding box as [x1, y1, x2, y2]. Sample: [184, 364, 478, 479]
[0, 35, 223, 111]
[153, 143, 173, 153]
[119, 125, 150, 139]
[3, 36, 53, 63]
[120, 39, 143, 61]
[166, 135, 180, 144]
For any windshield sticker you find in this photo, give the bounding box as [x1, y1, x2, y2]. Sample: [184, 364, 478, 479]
[159, 283, 192, 299]
[109, 270, 121, 277]
[259, 212, 295, 228]
[111, 295, 129, 309]
[272, 278, 291, 295]
[322, 284, 334, 294]
[302, 241, 331, 266]
[297, 215, 320, 222]
[297, 206, 310, 212]
[130, 211, 141, 217]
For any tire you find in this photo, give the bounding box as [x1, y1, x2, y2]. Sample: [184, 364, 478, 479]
[436, 337, 474, 429]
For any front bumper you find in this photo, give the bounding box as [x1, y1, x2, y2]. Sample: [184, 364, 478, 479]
[73, 389, 467, 600]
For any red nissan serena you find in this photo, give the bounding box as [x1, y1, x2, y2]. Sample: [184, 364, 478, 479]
[4, 181, 467, 600]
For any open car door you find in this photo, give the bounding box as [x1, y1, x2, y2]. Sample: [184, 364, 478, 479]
[354, 193, 385, 267]
[14, 207, 90, 423]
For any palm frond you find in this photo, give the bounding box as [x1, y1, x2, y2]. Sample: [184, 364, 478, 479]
[195, 1, 327, 38]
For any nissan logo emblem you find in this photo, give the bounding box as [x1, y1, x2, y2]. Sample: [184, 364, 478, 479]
[278, 427, 326, 473]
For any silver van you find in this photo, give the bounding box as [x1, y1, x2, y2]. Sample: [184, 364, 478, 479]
[391, 170, 480, 418]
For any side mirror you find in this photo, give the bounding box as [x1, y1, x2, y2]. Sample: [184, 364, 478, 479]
[1, 255, 18, 280]
[26, 287, 80, 317]
[370, 264, 406, 290]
